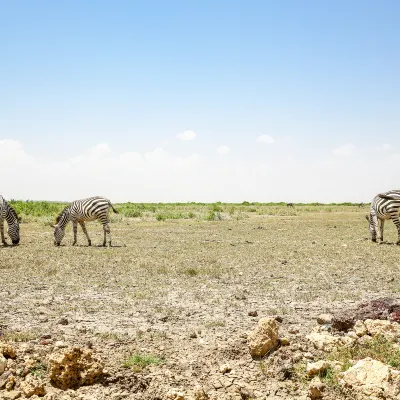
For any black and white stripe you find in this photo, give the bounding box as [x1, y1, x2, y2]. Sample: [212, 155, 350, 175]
[367, 190, 400, 244]
[52, 196, 118, 246]
[0, 196, 20, 245]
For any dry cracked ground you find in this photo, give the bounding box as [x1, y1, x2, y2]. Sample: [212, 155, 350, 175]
[1, 211, 400, 399]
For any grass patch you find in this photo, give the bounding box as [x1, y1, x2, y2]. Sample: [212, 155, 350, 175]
[0, 329, 39, 342]
[123, 353, 164, 372]
[327, 334, 400, 369]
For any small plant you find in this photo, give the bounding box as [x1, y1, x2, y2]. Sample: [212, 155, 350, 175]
[156, 213, 167, 221]
[1, 329, 38, 342]
[123, 353, 164, 372]
[183, 267, 198, 276]
[30, 362, 46, 377]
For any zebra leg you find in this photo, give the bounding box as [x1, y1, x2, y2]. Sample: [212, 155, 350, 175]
[103, 223, 111, 247]
[391, 215, 400, 245]
[72, 221, 78, 245]
[0, 218, 6, 245]
[79, 221, 91, 246]
[378, 219, 385, 242]
[370, 214, 379, 242]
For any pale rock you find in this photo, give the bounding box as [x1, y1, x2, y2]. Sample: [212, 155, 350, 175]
[0, 371, 12, 389]
[316, 314, 333, 325]
[247, 317, 279, 357]
[280, 337, 290, 346]
[2, 391, 22, 400]
[48, 347, 104, 389]
[306, 332, 342, 352]
[1, 344, 17, 359]
[54, 341, 67, 349]
[288, 326, 299, 334]
[166, 389, 185, 400]
[364, 319, 400, 340]
[5, 375, 16, 390]
[308, 376, 325, 399]
[306, 360, 330, 376]
[0, 354, 7, 374]
[219, 364, 231, 374]
[20, 374, 46, 397]
[346, 331, 358, 340]
[340, 357, 390, 399]
[354, 320, 368, 337]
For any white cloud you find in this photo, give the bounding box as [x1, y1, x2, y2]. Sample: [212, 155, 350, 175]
[378, 144, 393, 151]
[256, 135, 275, 144]
[332, 144, 355, 156]
[217, 145, 230, 155]
[2, 138, 400, 203]
[177, 130, 196, 141]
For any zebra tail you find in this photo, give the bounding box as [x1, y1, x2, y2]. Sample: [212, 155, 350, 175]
[109, 202, 119, 214]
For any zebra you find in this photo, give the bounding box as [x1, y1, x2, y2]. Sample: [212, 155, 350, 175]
[286, 203, 295, 208]
[0, 196, 20, 245]
[358, 202, 364, 208]
[366, 190, 400, 244]
[51, 196, 118, 247]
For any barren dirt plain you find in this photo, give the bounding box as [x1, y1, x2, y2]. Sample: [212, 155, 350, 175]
[1, 206, 400, 399]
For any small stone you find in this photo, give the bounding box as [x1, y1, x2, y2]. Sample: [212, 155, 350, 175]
[316, 314, 333, 325]
[2, 391, 22, 400]
[0, 355, 6, 374]
[219, 364, 232, 374]
[0, 371, 12, 389]
[1, 344, 17, 359]
[354, 320, 368, 337]
[248, 311, 258, 317]
[279, 337, 290, 346]
[20, 374, 46, 397]
[247, 317, 279, 357]
[306, 360, 330, 376]
[41, 334, 52, 339]
[5, 375, 16, 390]
[308, 376, 325, 399]
[55, 341, 67, 348]
[166, 389, 185, 400]
[288, 326, 299, 334]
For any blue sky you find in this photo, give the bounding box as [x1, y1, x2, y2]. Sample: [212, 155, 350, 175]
[1, 1, 399, 202]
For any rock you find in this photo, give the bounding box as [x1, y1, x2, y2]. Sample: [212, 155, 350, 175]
[364, 319, 400, 340]
[5, 375, 16, 390]
[2, 391, 22, 400]
[48, 347, 104, 389]
[306, 360, 330, 376]
[0, 371, 12, 389]
[219, 364, 232, 374]
[340, 357, 391, 399]
[288, 326, 299, 334]
[58, 317, 69, 325]
[333, 298, 400, 332]
[0, 354, 7, 374]
[316, 314, 333, 325]
[1, 344, 17, 359]
[354, 320, 368, 337]
[306, 332, 342, 352]
[54, 341, 67, 349]
[20, 374, 46, 397]
[193, 386, 209, 400]
[247, 317, 279, 357]
[308, 376, 325, 399]
[280, 337, 290, 346]
[166, 389, 185, 400]
[247, 311, 258, 317]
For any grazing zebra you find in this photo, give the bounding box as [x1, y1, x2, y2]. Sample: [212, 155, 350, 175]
[366, 190, 400, 244]
[0, 196, 20, 245]
[358, 202, 364, 208]
[52, 196, 118, 246]
[286, 203, 295, 208]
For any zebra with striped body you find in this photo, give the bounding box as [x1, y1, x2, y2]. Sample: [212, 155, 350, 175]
[366, 190, 400, 244]
[0, 196, 20, 245]
[52, 196, 118, 246]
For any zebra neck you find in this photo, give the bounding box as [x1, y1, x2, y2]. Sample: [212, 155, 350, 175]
[57, 209, 71, 228]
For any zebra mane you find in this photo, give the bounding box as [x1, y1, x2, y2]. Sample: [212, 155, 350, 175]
[55, 206, 70, 224]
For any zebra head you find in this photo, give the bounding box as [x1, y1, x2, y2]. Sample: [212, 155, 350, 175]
[51, 224, 65, 246]
[8, 220, 20, 245]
